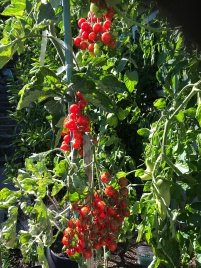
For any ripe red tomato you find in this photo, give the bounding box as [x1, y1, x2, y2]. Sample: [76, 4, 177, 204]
[62, 236, 69, 246]
[63, 134, 70, 144]
[78, 99, 87, 110]
[66, 248, 75, 257]
[119, 199, 128, 209]
[101, 171, 111, 183]
[93, 242, 102, 250]
[97, 200, 106, 210]
[102, 20, 111, 31]
[65, 119, 77, 131]
[107, 242, 118, 252]
[82, 31, 89, 39]
[78, 238, 86, 249]
[79, 41, 88, 50]
[77, 115, 90, 131]
[73, 36, 82, 47]
[88, 32, 97, 41]
[92, 14, 97, 23]
[71, 203, 78, 211]
[93, 191, 101, 201]
[105, 8, 115, 21]
[82, 249, 92, 259]
[93, 23, 102, 33]
[88, 43, 94, 52]
[104, 185, 116, 196]
[107, 206, 117, 216]
[78, 18, 86, 28]
[81, 22, 91, 32]
[72, 138, 82, 149]
[123, 208, 130, 217]
[60, 143, 69, 152]
[69, 104, 79, 114]
[101, 32, 112, 44]
[67, 218, 77, 228]
[110, 221, 120, 232]
[63, 227, 73, 237]
[80, 206, 90, 217]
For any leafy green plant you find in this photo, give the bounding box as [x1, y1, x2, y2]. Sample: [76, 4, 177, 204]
[1, 0, 201, 268]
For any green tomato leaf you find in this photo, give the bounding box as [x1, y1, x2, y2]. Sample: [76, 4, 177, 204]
[117, 57, 128, 72]
[1, 206, 18, 248]
[0, 42, 18, 69]
[0, 188, 21, 209]
[44, 99, 65, 124]
[51, 182, 64, 196]
[130, 106, 141, 124]
[184, 107, 196, 117]
[37, 3, 55, 23]
[17, 88, 46, 110]
[196, 104, 201, 127]
[153, 98, 166, 109]
[37, 242, 49, 268]
[100, 75, 126, 93]
[124, 71, 138, 92]
[116, 171, 127, 179]
[137, 128, 150, 138]
[174, 162, 189, 174]
[68, 192, 80, 202]
[117, 107, 131, 121]
[135, 168, 145, 177]
[161, 238, 180, 267]
[19, 231, 32, 245]
[54, 160, 68, 177]
[84, 91, 116, 112]
[175, 110, 185, 123]
[1, 0, 26, 17]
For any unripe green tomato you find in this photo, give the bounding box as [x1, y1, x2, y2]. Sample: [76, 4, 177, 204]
[94, 43, 100, 50]
[90, 3, 99, 14]
[139, 159, 154, 181]
[155, 197, 168, 220]
[145, 159, 154, 172]
[139, 171, 152, 181]
[106, 113, 118, 127]
[156, 178, 171, 207]
[94, 48, 101, 56]
[90, 3, 107, 17]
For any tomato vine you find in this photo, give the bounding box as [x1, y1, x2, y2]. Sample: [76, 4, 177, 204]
[0, 0, 201, 268]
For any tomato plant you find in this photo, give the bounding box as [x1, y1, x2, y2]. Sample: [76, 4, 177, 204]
[0, 0, 201, 268]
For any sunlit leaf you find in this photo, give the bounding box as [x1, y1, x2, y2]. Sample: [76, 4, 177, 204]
[137, 128, 150, 138]
[1, 0, 26, 17]
[153, 98, 166, 109]
[124, 71, 138, 92]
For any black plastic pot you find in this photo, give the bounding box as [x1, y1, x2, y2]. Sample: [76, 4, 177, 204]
[136, 245, 153, 266]
[46, 247, 78, 268]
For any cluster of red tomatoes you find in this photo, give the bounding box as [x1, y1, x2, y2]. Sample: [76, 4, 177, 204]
[60, 91, 90, 154]
[62, 174, 130, 259]
[73, 3, 116, 54]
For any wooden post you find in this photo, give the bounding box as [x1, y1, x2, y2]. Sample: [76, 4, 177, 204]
[83, 134, 95, 268]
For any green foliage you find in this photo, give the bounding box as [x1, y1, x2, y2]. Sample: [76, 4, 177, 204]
[0, 0, 201, 267]
[1, 150, 87, 265]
